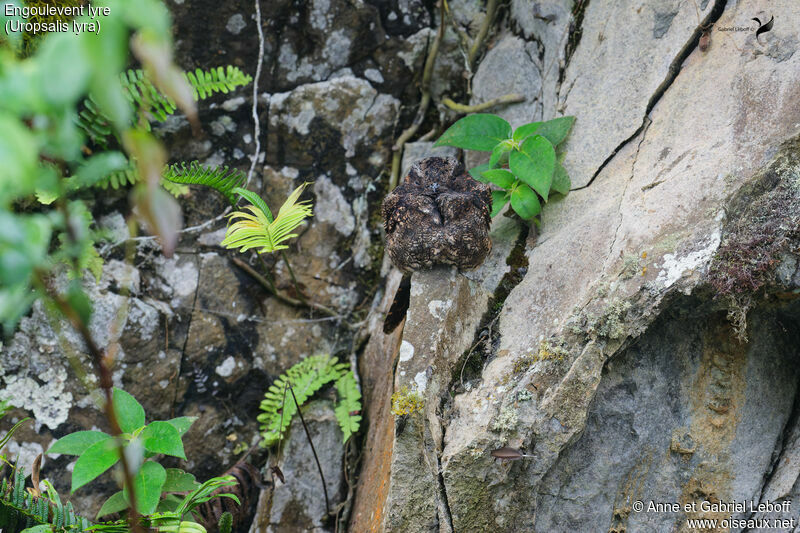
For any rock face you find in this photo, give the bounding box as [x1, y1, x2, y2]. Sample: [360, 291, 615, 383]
[3, 0, 800, 531]
[0, 0, 424, 522]
[351, 0, 800, 532]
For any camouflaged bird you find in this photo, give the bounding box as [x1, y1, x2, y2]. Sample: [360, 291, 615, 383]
[382, 156, 492, 272]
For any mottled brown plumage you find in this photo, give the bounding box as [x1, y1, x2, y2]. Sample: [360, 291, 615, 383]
[382, 156, 492, 272]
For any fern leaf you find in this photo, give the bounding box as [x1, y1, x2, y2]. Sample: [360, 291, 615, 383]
[77, 66, 252, 146]
[186, 66, 252, 100]
[334, 372, 362, 443]
[221, 183, 313, 254]
[162, 161, 245, 205]
[258, 355, 347, 446]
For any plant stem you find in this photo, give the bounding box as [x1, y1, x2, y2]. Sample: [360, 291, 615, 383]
[288, 383, 330, 516]
[467, 0, 499, 69]
[280, 251, 306, 304]
[231, 257, 342, 319]
[35, 272, 144, 533]
[441, 93, 526, 113]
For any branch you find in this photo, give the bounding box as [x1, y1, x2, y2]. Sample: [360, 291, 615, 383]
[467, 0, 499, 69]
[231, 256, 343, 320]
[441, 93, 526, 113]
[34, 272, 145, 533]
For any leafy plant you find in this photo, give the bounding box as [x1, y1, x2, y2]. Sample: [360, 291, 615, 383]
[78, 67, 253, 144]
[47, 388, 197, 515]
[221, 183, 313, 254]
[435, 113, 576, 220]
[162, 161, 246, 205]
[258, 355, 362, 446]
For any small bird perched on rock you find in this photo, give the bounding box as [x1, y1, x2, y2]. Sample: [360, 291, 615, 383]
[382, 156, 492, 272]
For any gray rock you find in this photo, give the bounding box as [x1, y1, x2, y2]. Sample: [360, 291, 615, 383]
[260, 401, 345, 533]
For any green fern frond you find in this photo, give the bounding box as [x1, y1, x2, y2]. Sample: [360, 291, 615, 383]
[77, 66, 252, 144]
[258, 355, 348, 447]
[185, 66, 253, 100]
[162, 161, 245, 205]
[334, 373, 362, 443]
[221, 183, 313, 254]
[95, 162, 189, 198]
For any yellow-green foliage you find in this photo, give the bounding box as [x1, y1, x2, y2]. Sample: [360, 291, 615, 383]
[391, 386, 424, 416]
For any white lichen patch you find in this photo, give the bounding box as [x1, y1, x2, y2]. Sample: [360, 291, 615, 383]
[154, 255, 198, 307]
[427, 299, 451, 320]
[225, 13, 246, 34]
[399, 341, 415, 362]
[313, 176, 356, 235]
[656, 230, 721, 288]
[7, 441, 44, 474]
[414, 371, 428, 392]
[215, 356, 236, 378]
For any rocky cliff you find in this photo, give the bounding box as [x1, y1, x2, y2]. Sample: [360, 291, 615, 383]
[2, 0, 799, 532]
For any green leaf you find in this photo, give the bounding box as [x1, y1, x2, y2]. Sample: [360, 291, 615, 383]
[72, 152, 129, 189]
[66, 282, 92, 326]
[140, 421, 186, 459]
[535, 116, 576, 146]
[113, 388, 145, 433]
[489, 140, 514, 168]
[48, 431, 111, 456]
[434, 114, 512, 151]
[481, 169, 516, 189]
[468, 163, 491, 182]
[232, 187, 273, 223]
[124, 461, 166, 515]
[511, 184, 542, 220]
[551, 162, 571, 195]
[97, 491, 128, 519]
[490, 190, 509, 218]
[20, 525, 53, 533]
[162, 468, 199, 492]
[37, 33, 91, 107]
[165, 416, 197, 438]
[509, 135, 556, 201]
[71, 438, 120, 492]
[512, 121, 542, 143]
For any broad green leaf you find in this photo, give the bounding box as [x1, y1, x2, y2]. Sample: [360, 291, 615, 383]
[468, 163, 491, 182]
[0, 212, 52, 287]
[37, 32, 91, 107]
[490, 191, 509, 218]
[124, 460, 166, 515]
[156, 493, 184, 512]
[140, 421, 186, 459]
[434, 114, 512, 151]
[48, 431, 110, 456]
[97, 491, 128, 518]
[113, 388, 145, 433]
[19, 525, 52, 533]
[481, 169, 516, 189]
[509, 135, 556, 201]
[535, 116, 576, 146]
[165, 416, 197, 438]
[71, 438, 120, 492]
[511, 184, 542, 220]
[162, 468, 200, 492]
[551, 162, 571, 195]
[489, 140, 514, 169]
[512, 121, 542, 143]
[0, 116, 39, 203]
